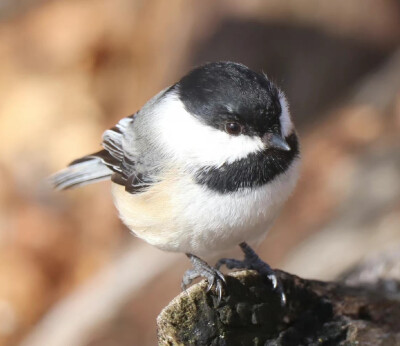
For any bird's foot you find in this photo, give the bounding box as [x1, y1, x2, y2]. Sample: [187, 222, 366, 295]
[216, 242, 286, 306]
[182, 254, 226, 305]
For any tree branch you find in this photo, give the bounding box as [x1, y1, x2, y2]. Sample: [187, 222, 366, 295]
[157, 270, 400, 345]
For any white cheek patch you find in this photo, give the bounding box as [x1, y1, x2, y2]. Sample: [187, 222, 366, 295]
[278, 91, 294, 138]
[154, 95, 264, 167]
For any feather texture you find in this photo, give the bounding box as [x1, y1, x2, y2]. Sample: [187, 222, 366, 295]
[50, 155, 113, 190]
[50, 114, 136, 190]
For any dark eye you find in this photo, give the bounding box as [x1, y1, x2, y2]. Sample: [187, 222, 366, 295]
[272, 124, 280, 133]
[225, 122, 242, 135]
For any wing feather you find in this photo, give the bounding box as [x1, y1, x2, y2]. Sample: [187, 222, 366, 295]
[49, 153, 114, 190]
[50, 114, 151, 193]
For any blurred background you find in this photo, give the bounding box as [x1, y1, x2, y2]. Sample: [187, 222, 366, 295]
[0, 0, 399, 345]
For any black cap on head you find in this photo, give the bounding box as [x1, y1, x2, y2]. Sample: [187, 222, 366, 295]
[177, 62, 282, 137]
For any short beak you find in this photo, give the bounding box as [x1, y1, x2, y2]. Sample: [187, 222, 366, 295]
[263, 133, 291, 151]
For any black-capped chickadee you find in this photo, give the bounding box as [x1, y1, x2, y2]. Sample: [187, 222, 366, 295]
[51, 62, 300, 305]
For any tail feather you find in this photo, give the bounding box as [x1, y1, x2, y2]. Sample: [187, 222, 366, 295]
[50, 156, 113, 190]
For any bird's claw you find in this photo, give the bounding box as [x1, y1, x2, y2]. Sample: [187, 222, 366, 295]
[204, 273, 224, 304]
[267, 274, 278, 289]
[183, 254, 226, 305]
[205, 270, 225, 292]
[216, 242, 287, 306]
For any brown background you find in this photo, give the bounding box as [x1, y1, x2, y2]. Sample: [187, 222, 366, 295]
[0, 1, 399, 345]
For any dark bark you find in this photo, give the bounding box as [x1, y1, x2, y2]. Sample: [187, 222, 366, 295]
[157, 270, 400, 345]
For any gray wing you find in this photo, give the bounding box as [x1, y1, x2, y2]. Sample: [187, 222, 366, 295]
[50, 114, 152, 193]
[102, 114, 154, 193]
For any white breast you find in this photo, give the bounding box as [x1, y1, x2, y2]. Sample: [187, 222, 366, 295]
[111, 158, 300, 258]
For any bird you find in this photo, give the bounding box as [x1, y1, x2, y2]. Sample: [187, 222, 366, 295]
[50, 61, 300, 305]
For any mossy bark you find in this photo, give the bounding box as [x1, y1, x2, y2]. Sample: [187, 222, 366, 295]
[157, 270, 400, 345]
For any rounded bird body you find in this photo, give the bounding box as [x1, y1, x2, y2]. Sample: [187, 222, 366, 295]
[51, 62, 300, 303]
[111, 158, 299, 257]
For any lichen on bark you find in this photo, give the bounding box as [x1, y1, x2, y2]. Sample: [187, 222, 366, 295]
[157, 270, 400, 345]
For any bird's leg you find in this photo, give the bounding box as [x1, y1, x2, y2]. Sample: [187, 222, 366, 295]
[182, 254, 226, 304]
[216, 242, 286, 305]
